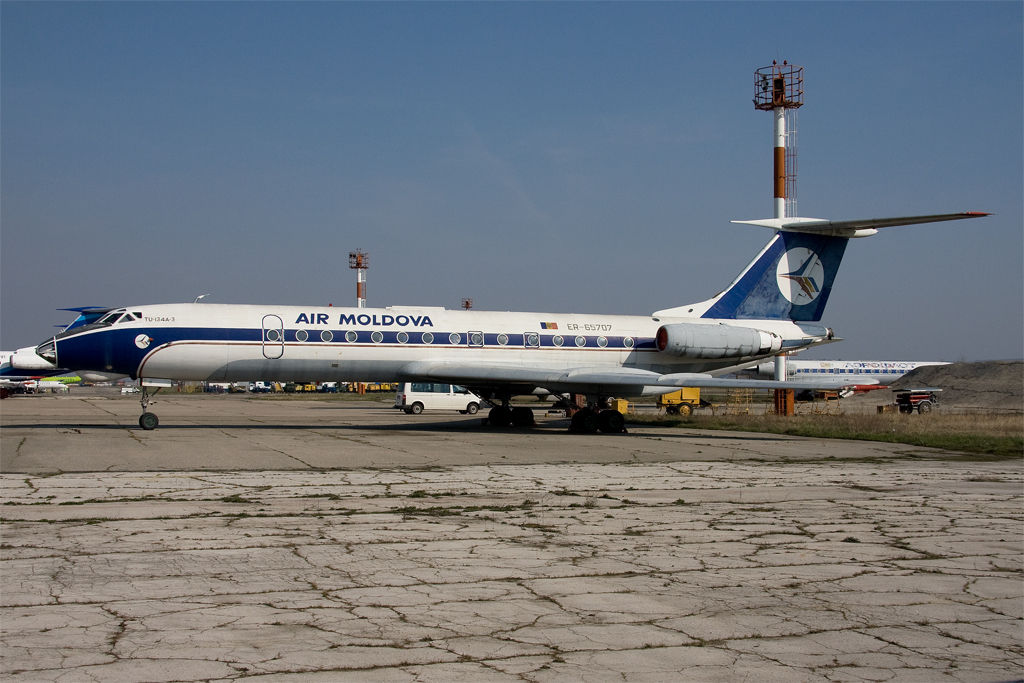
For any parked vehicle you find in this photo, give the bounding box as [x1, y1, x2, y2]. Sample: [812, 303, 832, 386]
[895, 388, 941, 414]
[657, 387, 706, 415]
[394, 382, 486, 415]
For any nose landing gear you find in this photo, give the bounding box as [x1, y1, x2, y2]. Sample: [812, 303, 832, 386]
[138, 384, 162, 430]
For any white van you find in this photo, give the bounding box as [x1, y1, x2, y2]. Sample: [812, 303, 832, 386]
[394, 382, 486, 415]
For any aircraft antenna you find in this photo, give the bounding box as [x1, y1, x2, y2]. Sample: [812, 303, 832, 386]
[754, 61, 803, 218]
[348, 250, 368, 308]
[461, 298, 473, 310]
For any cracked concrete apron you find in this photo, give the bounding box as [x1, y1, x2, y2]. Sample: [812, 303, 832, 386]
[1, 395, 1022, 681]
[2, 461, 1021, 681]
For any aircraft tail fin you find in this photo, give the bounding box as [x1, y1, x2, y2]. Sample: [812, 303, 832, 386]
[654, 212, 988, 323]
[698, 230, 848, 322]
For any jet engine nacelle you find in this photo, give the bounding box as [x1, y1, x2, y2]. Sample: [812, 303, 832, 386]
[755, 361, 795, 377]
[11, 346, 58, 371]
[656, 323, 782, 360]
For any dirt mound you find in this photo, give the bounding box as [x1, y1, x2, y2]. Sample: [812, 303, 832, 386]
[892, 361, 1023, 411]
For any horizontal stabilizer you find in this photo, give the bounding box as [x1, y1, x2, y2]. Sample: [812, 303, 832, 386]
[732, 212, 989, 238]
[57, 306, 115, 332]
[58, 306, 113, 313]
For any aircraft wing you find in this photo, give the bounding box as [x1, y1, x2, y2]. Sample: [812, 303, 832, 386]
[398, 361, 864, 394]
[653, 373, 873, 390]
[399, 361, 659, 389]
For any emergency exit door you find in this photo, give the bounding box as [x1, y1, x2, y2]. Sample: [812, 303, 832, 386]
[261, 315, 284, 359]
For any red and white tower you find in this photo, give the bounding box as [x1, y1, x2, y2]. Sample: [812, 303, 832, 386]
[754, 61, 803, 219]
[348, 250, 368, 309]
[754, 62, 804, 393]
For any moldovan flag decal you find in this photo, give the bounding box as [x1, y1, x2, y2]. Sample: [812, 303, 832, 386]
[540, 322, 558, 330]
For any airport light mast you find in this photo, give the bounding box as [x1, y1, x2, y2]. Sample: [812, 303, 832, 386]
[349, 250, 368, 309]
[754, 60, 803, 219]
[755, 61, 804, 394]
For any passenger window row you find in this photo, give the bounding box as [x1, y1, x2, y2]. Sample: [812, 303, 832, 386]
[271, 329, 641, 349]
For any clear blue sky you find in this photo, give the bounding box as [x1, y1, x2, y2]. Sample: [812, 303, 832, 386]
[2, 1, 1021, 360]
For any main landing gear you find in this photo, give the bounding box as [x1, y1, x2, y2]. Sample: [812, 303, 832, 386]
[480, 390, 537, 428]
[569, 406, 626, 434]
[483, 392, 626, 434]
[487, 403, 536, 428]
[564, 393, 627, 434]
[138, 384, 161, 430]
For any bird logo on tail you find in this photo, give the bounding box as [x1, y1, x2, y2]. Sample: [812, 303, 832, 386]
[776, 247, 825, 304]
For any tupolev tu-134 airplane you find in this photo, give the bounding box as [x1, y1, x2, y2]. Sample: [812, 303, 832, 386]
[33, 211, 987, 432]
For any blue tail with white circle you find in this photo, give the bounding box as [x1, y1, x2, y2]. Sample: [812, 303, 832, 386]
[699, 231, 849, 322]
[654, 211, 988, 323]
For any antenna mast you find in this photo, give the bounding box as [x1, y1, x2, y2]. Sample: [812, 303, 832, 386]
[754, 61, 803, 218]
[348, 250, 368, 308]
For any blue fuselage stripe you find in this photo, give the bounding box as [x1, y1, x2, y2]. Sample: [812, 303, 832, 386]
[55, 326, 659, 378]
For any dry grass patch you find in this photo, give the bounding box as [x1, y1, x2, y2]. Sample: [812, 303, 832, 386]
[628, 412, 1023, 458]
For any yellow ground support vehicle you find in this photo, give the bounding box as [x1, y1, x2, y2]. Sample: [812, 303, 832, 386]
[610, 398, 633, 415]
[657, 387, 703, 416]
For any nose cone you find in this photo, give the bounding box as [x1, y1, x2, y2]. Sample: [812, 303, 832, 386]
[34, 339, 58, 366]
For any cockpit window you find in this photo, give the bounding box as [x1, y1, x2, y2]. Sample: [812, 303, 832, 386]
[97, 311, 124, 325]
[118, 313, 137, 323]
[52, 307, 128, 341]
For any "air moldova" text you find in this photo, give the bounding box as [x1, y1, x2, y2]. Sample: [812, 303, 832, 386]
[294, 313, 434, 327]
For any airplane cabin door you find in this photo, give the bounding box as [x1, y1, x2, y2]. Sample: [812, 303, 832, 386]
[262, 315, 285, 359]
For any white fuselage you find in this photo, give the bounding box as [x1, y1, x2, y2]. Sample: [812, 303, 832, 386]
[753, 359, 949, 383]
[49, 303, 828, 392]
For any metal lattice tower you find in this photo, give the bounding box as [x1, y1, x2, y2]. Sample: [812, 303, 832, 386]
[348, 250, 368, 308]
[754, 61, 803, 218]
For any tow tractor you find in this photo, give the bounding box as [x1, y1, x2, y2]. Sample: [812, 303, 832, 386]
[894, 388, 941, 414]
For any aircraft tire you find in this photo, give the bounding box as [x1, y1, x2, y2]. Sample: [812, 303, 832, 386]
[570, 409, 599, 434]
[510, 406, 535, 427]
[488, 406, 512, 428]
[597, 409, 625, 433]
[139, 412, 159, 430]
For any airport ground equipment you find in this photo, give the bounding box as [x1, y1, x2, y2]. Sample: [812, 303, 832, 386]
[895, 388, 941, 414]
[657, 387, 704, 415]
[610, 398, 634, 415]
